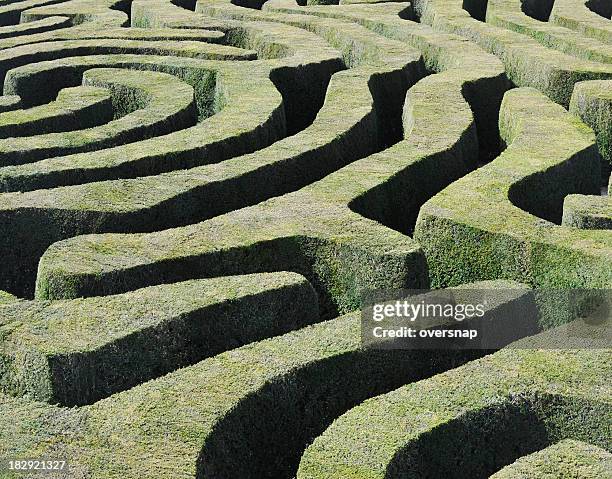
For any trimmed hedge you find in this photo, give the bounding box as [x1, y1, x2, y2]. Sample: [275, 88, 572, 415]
[0, 57, 422, 301]
[0, 281, 535, 479]
[30, 46, 493, 314]
[28, 166, 436, 315]
[563, 194, 612, 230]
[0, 0, 65, 27]
[30, 1, 513, 318]
[414, 88, 611, 293]
[32, 194, 425, 318]
[0, 16, 70, 39]
[485, 0, 612, 64]
[0, 19, 349, 192]
[0, 37, 256, 96]
[0, 85, 112, 138]
[132, 0, 227, 30]
[297, 333, 611, 478]
[0, 22, 225, 51]
[0, 67, 198, 166]
[0, 56, 283, 190]
[0, 272, 318, 406]
[491, 439, 612, 478]
[0, 2, 607, 478]
[259, 0, 510, 156]
[0, 0, 219, 55]
[551, 0, 612, 44]
[570, 80, 612, 178]
[0, 4, 434, 296]
[21, 0, 132, 27]
[0, 94, 21, 112]
[0, 290, 17, 305]
[410, 0, 612, 106]
[585, 0, 612, 19]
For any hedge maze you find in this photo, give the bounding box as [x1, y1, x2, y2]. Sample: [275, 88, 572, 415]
[0, 0, 610, 478]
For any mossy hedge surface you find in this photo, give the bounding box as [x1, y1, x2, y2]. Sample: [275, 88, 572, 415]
[0, 0, 608, 477]
[486, 0, 612, 64]
[414, 87, 610, 291]
[410, 0, 612, 106]
[551, 0, 612, 44]
[563, 194, 612, 230]
[0, 68, 199, 166]
[297, 329, 611, 479]
[0, 94, 21, 112]
[0, 0, 66, 28]
[0, 16, 71, 40]
[0, 281, 539, 479]
[0, 85, 113, 138]
[0, 291, 17, 305]
[0, 272, 319, 406]
[491, 439, 612, 479]
[570, 80, 612, 178]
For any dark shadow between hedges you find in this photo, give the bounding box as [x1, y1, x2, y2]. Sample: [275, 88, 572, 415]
[384, 392, 611, 478]
[196, 348, 483, 479]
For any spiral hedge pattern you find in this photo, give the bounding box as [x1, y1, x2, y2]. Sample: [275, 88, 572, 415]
[0, 0, 610, 478]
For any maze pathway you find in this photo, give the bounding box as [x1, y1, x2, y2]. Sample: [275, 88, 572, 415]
[0, 0, 609, 478]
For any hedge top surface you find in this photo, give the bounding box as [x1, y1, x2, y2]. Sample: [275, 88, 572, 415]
[562, 194, 612, 230]
[570, 79, 612, 167]
[203, 2, 423, 69]
[0, 290, 17, 305]
[0, 23, 226, 51]
[0, 84, 111, 137]
[0, 272, 313, 355]
[260, 0, 506, 77]
[491, 439, 612, 478]
[0, 94, 21, 112]
[0, 271, 320, 405]
[572, 79, 612, 102]
[0, 15, 71, 40]
[132, 0, 228, 30]
[20, 0, 132, 27]
[0, 36, 256, 87]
